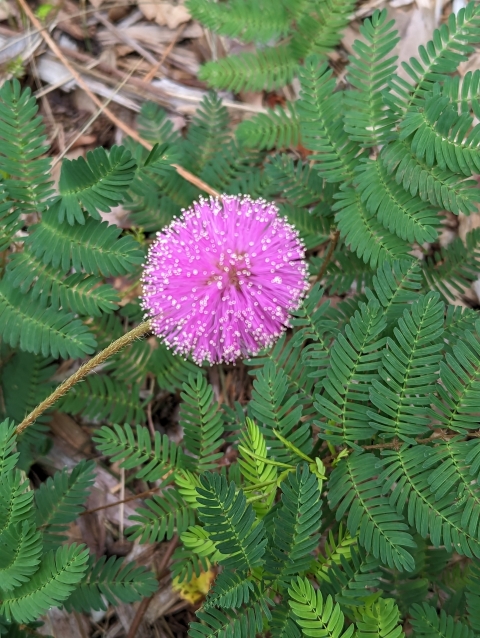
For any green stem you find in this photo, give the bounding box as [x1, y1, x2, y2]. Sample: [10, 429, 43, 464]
[15, 319, 152, 435]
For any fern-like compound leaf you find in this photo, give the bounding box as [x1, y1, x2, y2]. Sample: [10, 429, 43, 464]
[236, 104, 300, 151]
[290, 0, 356, 60]
[466, 560, 480, 632]
[0, 544, 89, 623]
[265, 463, 322, 589]
[203, 570, 255, 609]
[399, 92, 480, 177]
[6, 251, 119, 316]
[270, 600, 301, 638]
[35, 460, 96, 551]
[184, 92, 230, 175]
[59, 376, 146, 424]
[314, 299, 386, 446]
[378, 445, 480, 558]
[422, 229, 480, 303]
[93, 423, 185, 483]
[297, 57, 360, 184]
[25, 210, 144, 277]
[187, 0, 291, 43]
[199, 45, 298, 93]
[238, 418, 277, 518]
[0, 186, 22, 251]
[344, 9, 400, 147]
[0, 521, 42, 592]
[333, 188, 411, 268]
[369, 292, 444, 441]
[431, 323, 480, 433]
[64, 555, 157, 612]
[365, 259, 423, 325]
[51, 146, 137, 225]
[180, 373, 225, 473]
[288, 576, 354, 638]
[356, 598, 405, 638]
[249, 360, 310, 464]
[380, 136, 480, 215]
[328, 453, 416, 571]
[196, 473, 267, 571]
[318, 544, 382, 611]
[409, 602, 476, 638]
[265, 154, 325, 210]
[0, 419, 19, 475]
[150, 343, 203, 393]
[290, 283, 337, 384]
[355, 158, 440, 244]
[422, 439, 480, 546]
[0, 280, 96, 359]
[0, 79, 53, 215]
[386, 2, 480, 117]
[127, 488, 194, 544]
[190, 596, 267, 638]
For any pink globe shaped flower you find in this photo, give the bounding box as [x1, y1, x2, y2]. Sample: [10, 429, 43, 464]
[141, 195, 309, 365]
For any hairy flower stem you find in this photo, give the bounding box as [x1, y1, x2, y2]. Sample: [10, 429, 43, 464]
[15, 320, 152, 435]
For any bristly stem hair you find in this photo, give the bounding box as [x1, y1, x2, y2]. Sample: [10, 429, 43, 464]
[15, 320, 152, 434]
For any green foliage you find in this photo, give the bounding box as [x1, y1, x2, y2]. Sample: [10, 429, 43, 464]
[386, 3, 480, 116]
[51, 146, 137, 224]
[369, 293, 444, 441]
[25, 211, 144, 277]
[328, 452, 416, 571]
[409, 602, 476, 638]
[344, 10, 399, 147]
[356, 599, 404, 638]
[127, 488, 195, 543]
[288, 576, 354, 638]
[5, 3, 480, 635]
[58, 375, 147, 424]
[236, 104, 300, 151]
[196, 473, 267, 571]
[0, 544, 89, 623]
[0, 79, 53, 216]
[313, 299, 386, 446]
[0, 418, 155, 630]
[193, 0, 354, 93]
[93, 423, 184, 483]
[264, 463, 322, 588]
[64, 555, 158, 612]
[35, 460, 96, 550]
[0, 279, 96, 359]
[180, 373, 225, 473]
[298, 58, 359, 184]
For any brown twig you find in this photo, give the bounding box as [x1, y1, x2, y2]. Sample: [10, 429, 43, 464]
[16, 0, 220, 198]
[143, 23, 187, 83]
[16, 320, 152, 434]
[81, 486, 161, 516]
[362, 431, 462, 451]
[314, 229, 340, 284]
[127, 535, 179, 638]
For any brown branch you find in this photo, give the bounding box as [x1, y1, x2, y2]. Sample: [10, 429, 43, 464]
[16, 320, 152, 434]
[143, 23, 187, 83]
[315, 229, 340, 284]
[80, 486, 161, 517]
[127, 535, 179, 638]
[16, 0, 220, 198]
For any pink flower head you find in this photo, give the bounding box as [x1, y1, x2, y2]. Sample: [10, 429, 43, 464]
[141, 195, 309, 365]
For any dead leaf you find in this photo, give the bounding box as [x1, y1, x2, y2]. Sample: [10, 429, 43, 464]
[138, 0, 191, 29]
[0, 1, 10, 20]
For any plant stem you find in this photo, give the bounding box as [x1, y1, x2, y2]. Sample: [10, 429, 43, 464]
[315, 229, 340, 284]
[15, 320, 152, 435]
